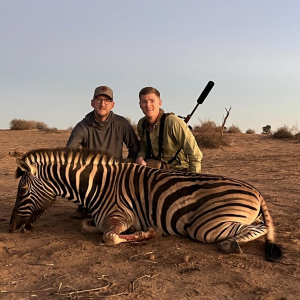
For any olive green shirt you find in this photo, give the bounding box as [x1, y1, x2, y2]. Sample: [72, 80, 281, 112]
[137, 109, 202, 173]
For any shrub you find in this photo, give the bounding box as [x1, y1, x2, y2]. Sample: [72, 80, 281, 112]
[10, 119, 36, 130]
[246, 129, 255, 134]
[193, 120, 230, 148]
[272, 126, 293, 139]
[262, 125, 272, 135]
[227, 124, 241, 134]
[43, 127, 61, 133]
[125, 116, 137, 134]
[294, 132, 300, 142]
[35, 121, 49, 130]
[9, 119, 53, 130]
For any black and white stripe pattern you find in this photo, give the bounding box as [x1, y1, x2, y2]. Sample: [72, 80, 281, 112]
[9, 148, 282, 261]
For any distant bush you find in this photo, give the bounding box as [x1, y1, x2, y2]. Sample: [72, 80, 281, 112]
[294, 132, 300, 142]
[193, 120, 230, 148]
[262, 125, 272, 135]
[125, 116, 137, 134]
[66, 126, 73, 131]
[272, 126, 293, 139]
[10, 118, 51, 130]
[35, 121, 49, 130]
[246, 129, 255, 134]
[44, 127, 61, 133]
[10, 119, 36, 130]
[227, 124, 241, 134]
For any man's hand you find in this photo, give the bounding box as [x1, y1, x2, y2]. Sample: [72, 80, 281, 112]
[135, 157, 147, 166]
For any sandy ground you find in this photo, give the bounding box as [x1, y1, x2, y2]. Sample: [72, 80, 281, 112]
[0, 129, 299, 300]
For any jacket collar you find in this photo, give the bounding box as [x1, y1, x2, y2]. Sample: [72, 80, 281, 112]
[145, 108, 164, 131]
[85, 111, 114, 129]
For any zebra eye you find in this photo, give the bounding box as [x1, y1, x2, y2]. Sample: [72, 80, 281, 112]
[20, 183, 28, 192]
[19, 178, 29, 191]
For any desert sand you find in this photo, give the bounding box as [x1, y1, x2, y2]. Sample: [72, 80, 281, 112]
[0, 129, 299, 299]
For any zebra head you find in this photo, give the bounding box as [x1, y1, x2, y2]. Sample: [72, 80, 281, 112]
[9, 156, 56, 233]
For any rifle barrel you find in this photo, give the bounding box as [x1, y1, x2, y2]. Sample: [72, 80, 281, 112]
[197, 81, 214, 104]
[184, 81, 214, 124]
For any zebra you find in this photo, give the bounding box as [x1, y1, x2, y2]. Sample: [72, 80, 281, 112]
[9, 147, 282, 262]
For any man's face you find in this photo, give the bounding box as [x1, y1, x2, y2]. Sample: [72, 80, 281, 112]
[139, 93, 162, 119]
[91, 94, 115, 121]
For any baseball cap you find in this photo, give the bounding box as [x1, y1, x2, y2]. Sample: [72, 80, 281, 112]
[93, 86, 113, 100]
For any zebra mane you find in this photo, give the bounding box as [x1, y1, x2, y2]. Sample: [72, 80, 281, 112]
[15, 147, 119, 178]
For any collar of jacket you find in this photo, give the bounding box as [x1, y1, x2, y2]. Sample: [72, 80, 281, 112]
[145, 108, 165, 132]
[84, 111, 115, 129]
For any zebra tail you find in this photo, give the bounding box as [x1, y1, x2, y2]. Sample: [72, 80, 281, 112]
[260, 196, 283, 261]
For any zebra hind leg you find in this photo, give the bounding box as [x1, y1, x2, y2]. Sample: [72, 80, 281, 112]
[81, 219, 101, 234]
[218, 224, 267, 254]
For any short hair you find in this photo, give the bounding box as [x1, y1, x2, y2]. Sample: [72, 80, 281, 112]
[139, 87, 160, 99]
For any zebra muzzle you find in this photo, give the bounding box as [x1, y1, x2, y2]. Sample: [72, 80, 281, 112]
[9, 213, 32, 233]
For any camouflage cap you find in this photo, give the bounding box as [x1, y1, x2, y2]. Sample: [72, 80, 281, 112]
[93, 86, 113, 100]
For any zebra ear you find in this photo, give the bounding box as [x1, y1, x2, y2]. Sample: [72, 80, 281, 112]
[16, 158, 32, 174]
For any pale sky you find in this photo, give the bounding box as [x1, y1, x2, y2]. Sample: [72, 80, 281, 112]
[1, 0, 299, 133]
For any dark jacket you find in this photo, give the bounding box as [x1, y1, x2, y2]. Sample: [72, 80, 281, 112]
[66, 111, 139, 160]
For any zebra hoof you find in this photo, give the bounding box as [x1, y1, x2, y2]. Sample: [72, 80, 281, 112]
[218, 240, 242, 254]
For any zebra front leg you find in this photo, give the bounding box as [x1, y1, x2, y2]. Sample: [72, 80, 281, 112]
[217, 224, 267, 254]
[102, 228, 160, 245]
[102, 217, 162, 245]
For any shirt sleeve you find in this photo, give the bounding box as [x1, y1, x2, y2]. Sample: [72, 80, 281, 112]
[137, 119, 148, 160]
[66, 124, 85, 149]
[170, 117, 203, 173]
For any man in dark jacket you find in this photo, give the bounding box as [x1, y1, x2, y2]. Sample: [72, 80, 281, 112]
[66, 85, 139, 218]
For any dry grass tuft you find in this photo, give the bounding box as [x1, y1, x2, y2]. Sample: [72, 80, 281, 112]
[9, 119, 63, 132]
[272, 126, 294, 139]
[10, 119, 37, 130]
[294, 132, 300, 142]
[246, 129, 255, 134]
[193, 120, 230, 148]
[43, 127, 61, 133]
[227, 124, 242, 134]
[10, 119, 50, 130]
[35, 121, 49, 130]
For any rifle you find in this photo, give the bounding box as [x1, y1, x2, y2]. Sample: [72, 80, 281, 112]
[184, 81, 214, 124]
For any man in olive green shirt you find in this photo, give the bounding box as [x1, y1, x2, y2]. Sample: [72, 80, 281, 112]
[135, 87, 202, 173]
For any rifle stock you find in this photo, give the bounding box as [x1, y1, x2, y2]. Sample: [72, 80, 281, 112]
[184, 113, 194, 123]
